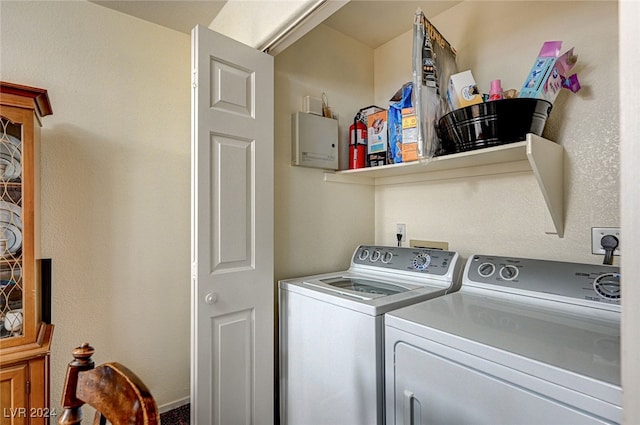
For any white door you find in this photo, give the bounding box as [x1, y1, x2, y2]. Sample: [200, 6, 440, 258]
[191, 25, 274, 425]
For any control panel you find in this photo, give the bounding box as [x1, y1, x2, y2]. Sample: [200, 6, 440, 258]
[352, 245, 456, 276]
[465, 254, 621, 305]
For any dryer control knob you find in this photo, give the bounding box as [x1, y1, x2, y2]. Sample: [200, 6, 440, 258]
[478, 262, 496, 277]
[370, 250, 382, 262]
[382, 251, 393, 264]
[499, 265, 519, 281]
[593, 272, 621, 300]
[358, 248, 370, 261]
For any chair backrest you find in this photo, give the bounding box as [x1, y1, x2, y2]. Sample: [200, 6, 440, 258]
[58, 343, 160, 425]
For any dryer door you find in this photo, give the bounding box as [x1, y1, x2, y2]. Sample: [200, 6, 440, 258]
[385, 327, 621, 424]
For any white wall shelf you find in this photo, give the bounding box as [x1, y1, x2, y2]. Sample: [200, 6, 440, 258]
[324, 134, 564, 237]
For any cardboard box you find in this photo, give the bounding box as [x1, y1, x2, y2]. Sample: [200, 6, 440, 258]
[388, 83, 413, 164]
[368, 153, 387, 167]
[447, 70, 483, 110]
[519, 41, 562, 100]
[401, 107, 419, 162]
[367, 110, 388, 166]
[520, 43, 578, 104]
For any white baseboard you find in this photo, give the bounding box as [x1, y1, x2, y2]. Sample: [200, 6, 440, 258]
[158, 396, 190, 414]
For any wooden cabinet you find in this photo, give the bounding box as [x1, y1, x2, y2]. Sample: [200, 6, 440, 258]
[1, 363, 28, 425]
[0, 82, 54, 424]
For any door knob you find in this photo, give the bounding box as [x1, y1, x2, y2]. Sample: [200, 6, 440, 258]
[205, 293, 218, 304]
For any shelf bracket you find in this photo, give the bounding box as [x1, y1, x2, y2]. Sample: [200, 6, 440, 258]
[526, 134, 564, 237]
[324, 134, 564, 238]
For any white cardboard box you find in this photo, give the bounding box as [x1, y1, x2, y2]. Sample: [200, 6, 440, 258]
[447, 70, 483, 110]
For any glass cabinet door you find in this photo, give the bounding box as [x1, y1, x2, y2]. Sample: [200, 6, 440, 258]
[0, 117, 24, 339]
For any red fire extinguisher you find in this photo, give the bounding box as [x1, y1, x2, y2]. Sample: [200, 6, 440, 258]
[349, 114, 367, 169]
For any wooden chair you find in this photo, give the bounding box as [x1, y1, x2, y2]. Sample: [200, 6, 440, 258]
[58, 343, 160, 425]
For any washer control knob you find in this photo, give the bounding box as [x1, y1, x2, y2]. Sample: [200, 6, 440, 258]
[370, 250, 382, 262]
[382, 251, 393, 264]
[478, 262, 496, 277]
[593, 272, 621, 300]
[499, 265, 519, 281]
[413, 254, 431, 271]
[358, 248, 370, 261]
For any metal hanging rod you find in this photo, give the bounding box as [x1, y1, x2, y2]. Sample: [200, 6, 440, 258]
[259, 0, 329, 53]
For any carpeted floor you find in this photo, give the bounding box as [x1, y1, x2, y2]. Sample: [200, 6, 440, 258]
[160, 403, 189, 425]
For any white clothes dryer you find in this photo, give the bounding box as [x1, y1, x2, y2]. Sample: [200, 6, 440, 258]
[279, 245, 461, 425]
[385, 254, 621, 424]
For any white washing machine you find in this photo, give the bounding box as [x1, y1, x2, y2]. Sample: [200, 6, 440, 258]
[279, 245, 461, 425]
[385, 254, 621, 424]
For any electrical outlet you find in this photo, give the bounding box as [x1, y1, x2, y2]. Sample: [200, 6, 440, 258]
[591, 227, 621, 255]
[396, 224, 406, 242]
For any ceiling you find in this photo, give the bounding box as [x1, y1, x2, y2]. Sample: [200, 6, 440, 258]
[323, 1, 460, 48]
[90, 0, 460, 50]
[90, 1, 227, 34]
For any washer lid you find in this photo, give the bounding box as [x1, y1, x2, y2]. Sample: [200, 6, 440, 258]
[317, 276, 415, 299]
[279, 271, 452, 316]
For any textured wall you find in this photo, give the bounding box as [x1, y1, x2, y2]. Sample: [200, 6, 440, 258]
[373, 1, 619, 265]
